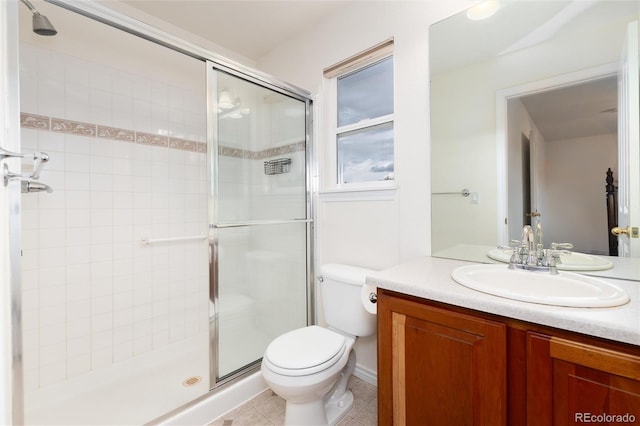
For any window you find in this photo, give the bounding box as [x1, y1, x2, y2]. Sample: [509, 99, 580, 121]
[324, 40, 395, 189]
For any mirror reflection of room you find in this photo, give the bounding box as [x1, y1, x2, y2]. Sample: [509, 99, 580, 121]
[430, 0, 639, 280]
[507, 76, 618, 257]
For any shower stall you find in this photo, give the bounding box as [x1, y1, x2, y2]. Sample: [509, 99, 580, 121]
[3, 1, 313, 424]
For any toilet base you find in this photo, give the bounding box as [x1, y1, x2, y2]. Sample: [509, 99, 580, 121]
[325, 389, 354, 425]
[283, 389, 354, 426]
[284, 399, 326, 426]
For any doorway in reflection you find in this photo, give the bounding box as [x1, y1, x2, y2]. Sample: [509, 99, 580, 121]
[507, 75, 618, 256]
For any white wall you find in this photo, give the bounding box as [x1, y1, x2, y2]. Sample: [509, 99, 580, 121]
[543, 134, 617, 255]
[257, 0, 468, 377]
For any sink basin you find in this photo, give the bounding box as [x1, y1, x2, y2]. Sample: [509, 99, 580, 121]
[486, 249, 613, 271]
[451, 264, 629, 307]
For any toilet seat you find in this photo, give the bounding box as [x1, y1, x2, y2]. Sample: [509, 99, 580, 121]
[264, 326, 346, 377]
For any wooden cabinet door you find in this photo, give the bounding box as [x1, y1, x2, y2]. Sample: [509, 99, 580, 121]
[528, 332, 640, 425]
[378, 291, 507, 425]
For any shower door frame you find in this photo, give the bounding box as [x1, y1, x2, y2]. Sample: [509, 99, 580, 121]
[3, 0, 315, 423]
[207, 61, 315, 387]
[1, 1, 25, 424]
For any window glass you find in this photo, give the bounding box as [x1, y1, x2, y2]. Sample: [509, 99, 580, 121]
[337, 122, 394, 184]
[337, 57, 394, 127]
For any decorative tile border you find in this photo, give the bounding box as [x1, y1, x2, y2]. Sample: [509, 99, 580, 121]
[20, 112, 304, 158]
[51, 118, 97, 137]
[97, 125, 135, 142]
[21, 112, 205, 153]
[21, 113, 50, 130]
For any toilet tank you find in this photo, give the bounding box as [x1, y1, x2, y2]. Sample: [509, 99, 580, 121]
[319, 264, 377, 337]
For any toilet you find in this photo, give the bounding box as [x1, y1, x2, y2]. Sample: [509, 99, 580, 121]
[261, 264, 376, 426]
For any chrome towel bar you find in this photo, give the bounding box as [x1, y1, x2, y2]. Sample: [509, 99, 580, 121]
[141, 234, 207, 245]
[432, 188, 471, 197]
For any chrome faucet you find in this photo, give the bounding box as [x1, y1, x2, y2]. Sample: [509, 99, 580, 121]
[503, 221, 573, 274]
[521, 224, 536, 265]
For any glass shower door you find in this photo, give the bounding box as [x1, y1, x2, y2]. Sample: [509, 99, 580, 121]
[209, 66, 311, 381]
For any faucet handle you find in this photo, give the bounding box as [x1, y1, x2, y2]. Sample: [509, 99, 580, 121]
[550, 242, 573, 251]
[497, 241, 521, 268]
[546, 248, 572, 275]
[497, 240, 519, 250]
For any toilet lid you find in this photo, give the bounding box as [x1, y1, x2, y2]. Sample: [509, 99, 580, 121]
[264, 326, 346, 375]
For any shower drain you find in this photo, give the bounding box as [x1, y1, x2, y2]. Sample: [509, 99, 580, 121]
[182, 376, 202, 387]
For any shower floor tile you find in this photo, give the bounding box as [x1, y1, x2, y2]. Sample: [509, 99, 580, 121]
[207, 375, 377, 426]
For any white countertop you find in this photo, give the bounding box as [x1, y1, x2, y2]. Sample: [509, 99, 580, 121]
[366, 256, 640, 346]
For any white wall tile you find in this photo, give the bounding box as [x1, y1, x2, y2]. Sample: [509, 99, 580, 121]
[39, 229, 66, 249]
[134, 304, 152, 322]
[40, 341, 67, 366]
[113, 274, 133, 295]
[39, 132, 66, 154]
[67, 245, 91, 265]
[67, 318, 91, 342]
[91, 324, 113, 351]
[90, 155, 114, 175]
[91, 313, 113, 335]
[90, 139, 113, 158]
[91, 347, 112, 370]
[91, 277, 112, 298]
[23, 368, 40, 393]
[39, 305, 66, 328]
[39, 285, 66, 308]
[113, 292, 133, 312]
[66, 300, 90, 324]
[67, 353, 91, 378]
[113, 340, 133, 363]
[90, 173, 113, 192]
[91, 244, 113, 263]
[21, 44, 209, 391]
[113, 308, 133, 328]
[133, 335, 152, 356]
[39, 360, 66, 388]
[40, 323, 66, 347]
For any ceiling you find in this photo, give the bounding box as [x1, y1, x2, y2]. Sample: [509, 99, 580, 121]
[119, 0, 351, 62]
[119, 0, 628, 143]
[431, 0, 638, 143]
[518, 76, 618, 142]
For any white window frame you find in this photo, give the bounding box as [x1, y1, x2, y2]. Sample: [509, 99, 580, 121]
[320, 39, 397, 199]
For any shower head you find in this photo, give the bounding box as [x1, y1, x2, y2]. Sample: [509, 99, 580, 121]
[19, 0, 57, 36]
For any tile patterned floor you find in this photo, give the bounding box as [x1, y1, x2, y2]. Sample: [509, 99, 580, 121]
[208, 375, 377, 426]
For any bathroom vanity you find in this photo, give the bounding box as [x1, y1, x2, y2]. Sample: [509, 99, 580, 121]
[368, 257, 640, 425]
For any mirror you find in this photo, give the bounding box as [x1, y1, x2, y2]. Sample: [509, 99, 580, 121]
[430, 0, 640, 280]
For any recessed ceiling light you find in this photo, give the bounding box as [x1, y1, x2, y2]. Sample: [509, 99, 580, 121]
[466, 0, 500, 21]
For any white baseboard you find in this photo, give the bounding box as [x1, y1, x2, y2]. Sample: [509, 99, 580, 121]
[353, 364, 377, 387]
